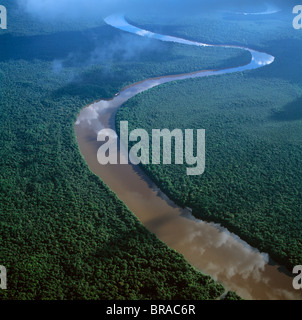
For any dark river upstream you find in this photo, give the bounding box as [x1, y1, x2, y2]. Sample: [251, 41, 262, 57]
[75, 14, 302, 300]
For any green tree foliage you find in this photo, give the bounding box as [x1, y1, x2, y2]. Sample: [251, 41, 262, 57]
[0, 1, 257, 300]
[117, 13, 302, 271]
[223, 291, 243, 300]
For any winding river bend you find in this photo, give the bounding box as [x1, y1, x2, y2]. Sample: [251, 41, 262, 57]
[75, 14, 302, 300]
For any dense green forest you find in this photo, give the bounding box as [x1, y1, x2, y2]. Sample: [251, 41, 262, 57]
[0, 0, 257, 300]
[223, 291, 243, 301]
[117, 11, 302, 270]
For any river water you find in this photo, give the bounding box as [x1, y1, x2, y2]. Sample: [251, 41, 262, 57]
[75, 14, 302, 300]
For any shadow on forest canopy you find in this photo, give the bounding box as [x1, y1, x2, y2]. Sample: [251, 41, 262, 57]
[270, 96, 302, 122]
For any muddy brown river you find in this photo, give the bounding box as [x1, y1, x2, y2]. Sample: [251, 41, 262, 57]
[75, 14, 302, 300]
